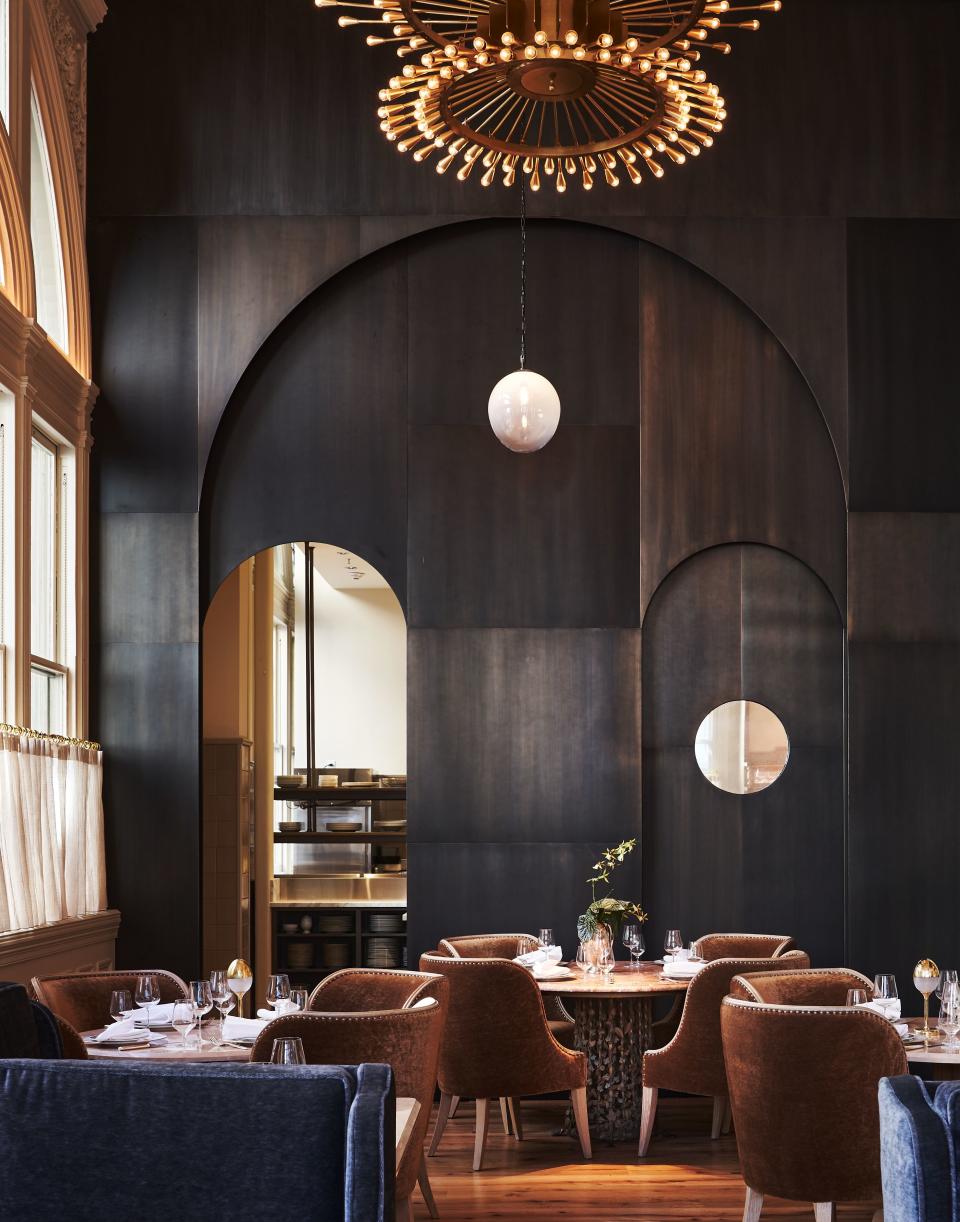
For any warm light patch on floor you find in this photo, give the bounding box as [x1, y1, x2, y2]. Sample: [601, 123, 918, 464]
[423, 1098, 880, 1221]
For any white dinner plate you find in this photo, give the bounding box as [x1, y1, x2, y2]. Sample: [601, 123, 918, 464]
[90, 1030, 168, 1048]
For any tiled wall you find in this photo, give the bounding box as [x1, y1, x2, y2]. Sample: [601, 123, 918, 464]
[202, 739, 252, 975]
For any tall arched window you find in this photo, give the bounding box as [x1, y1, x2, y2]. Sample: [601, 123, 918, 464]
[29, 85, 67, 352]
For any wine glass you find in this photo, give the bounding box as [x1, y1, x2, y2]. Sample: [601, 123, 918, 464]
[664, 929, 683, 961]
[937, 969, 958, 1001]
[939, 981, 960, 1050]
[227, 958, 253, 1018]
[538, 928, 554, 949]
[135, 974, 159, 1028]
[171, 999, 195, 1049]
[575, 942, 590, 974]
[622, 924, 644, 968]
[266, 974, 291, 1012]
[109, 988, 132, 1027]
[190, 980, 214, 1050]
[270, 1037, 306, 1065]
[874, 973, 898, 1001]
[846, 988, 869, 1007]
[913, 959, 941, 1040]
[289, 987, 309, 1013]
[210, 970, 235, 1045]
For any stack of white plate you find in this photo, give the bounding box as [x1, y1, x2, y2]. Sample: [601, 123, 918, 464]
[321, 941, 352, 969]
[365, 937, 402, 968]
[368, 912, 404, 934]
[317, 912, 353, 935]
[287, 942, 314, 969]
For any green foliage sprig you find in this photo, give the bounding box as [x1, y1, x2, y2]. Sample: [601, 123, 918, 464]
[577, 838, 648, 943]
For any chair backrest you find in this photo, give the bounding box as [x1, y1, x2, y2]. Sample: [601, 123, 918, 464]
[729, 967, 873, 1006]
[0, 1059, 394, 1222]
[251, 994, 446, 1202]
[307, 967, 445, 1012]
[879, 1076, 957, 1222]
[721, 996, 908, 1203]
[436, 933, 538, 959]
[419, 952, 584, 1100]
[642, 951, 810, 1097]
[692, 932, 795, 961]
[0, 982, 62, 1058]
[31, 969, 189, 1033]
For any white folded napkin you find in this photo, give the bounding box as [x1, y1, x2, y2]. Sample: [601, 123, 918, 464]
[93, 1017, 150, 1043]
[662, 960, 706, 979]
[856, 998, 902, 1021]
[894, 1022, 910, 1037]
[514, 946, 563, 968]
[121, 1002, 176, 1026]
[256, 1000, 299, 1021]
[530, 963, 572, 980]
[222, 1015, 268, 1040]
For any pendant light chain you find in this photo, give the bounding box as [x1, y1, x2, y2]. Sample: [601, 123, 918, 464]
[519, 172, 526, 372]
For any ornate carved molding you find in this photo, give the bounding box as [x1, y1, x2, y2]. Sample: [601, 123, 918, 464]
[41, 0, 88, 199]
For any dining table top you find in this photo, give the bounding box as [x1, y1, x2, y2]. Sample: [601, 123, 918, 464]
[83, 1023, 250, 1062]
[536, 960, 693, 998]
[903, 1019, 960, 1065]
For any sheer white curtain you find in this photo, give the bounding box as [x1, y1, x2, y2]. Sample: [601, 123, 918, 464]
[0, 728, 106, 933]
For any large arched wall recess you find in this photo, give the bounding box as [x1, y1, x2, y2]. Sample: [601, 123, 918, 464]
[198, 215, 848, 517]
[641, 541, 846, 967]
[0, 119, 35, 319]
[201, 217, 846, 615]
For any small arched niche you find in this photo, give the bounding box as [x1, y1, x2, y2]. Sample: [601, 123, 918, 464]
[201, 540, 407, 999]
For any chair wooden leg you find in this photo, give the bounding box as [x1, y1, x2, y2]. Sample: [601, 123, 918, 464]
[742, 1187, 764, 1222]
[499, 1097, 512, 1134]
[813, 1206, 836, 1222]
[711, 1095, 726, 1140]
[395, 1197, 415, 1222]
[429, 1091, 454, 1156]
[722, 1097, 733, 1135]
[473, 1098, 490, 1171]
[449, 1095, 460, 1119]
[871, 1212, 884, 1222]
[417, 1155, 439, 1219]
[571, 1086, 592, 1159]
[507, 1098, 523, 1141]
[637, 1085, 658, 1156]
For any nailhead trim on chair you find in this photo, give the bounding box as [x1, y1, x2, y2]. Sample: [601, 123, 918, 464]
[729, 967, 874, 1004]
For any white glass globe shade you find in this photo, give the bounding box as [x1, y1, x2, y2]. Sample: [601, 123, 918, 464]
[487, 369, 561, 453]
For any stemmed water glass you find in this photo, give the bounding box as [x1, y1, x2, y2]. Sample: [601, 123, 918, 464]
[289, 987, 309, 1013]
[538, 928, 554, 949]
[210, 970, 235, 1045]
[271, 1037, 306, 1065]
[622, 924, 644, 968]
[874, 974, 898, 1001]
[937, 970, 959, 1001]
[575, 943, 590, 974]
[266, 974, 291, 1013]
[846, 988, 869, 1007]
[664, 930, 683, 961]
[171, 1000, 195, 1049]
[135, 974, 159, 1028]
[939, 981, 960, 1050]
[190, 980, 214, 1049]
[109, 988, 132, 1027]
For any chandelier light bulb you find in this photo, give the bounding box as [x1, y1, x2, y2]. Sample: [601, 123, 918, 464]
[488, 369, 561, 453]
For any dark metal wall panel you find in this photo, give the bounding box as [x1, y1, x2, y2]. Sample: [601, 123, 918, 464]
[97, 514, 199, 647]
[642, 545, 845, 969]
[639, 244, 847, 613]
[200, 245, 409, 607]
[407, 628, 642, 845]
[407, 425, 640, 629]
[848, 221, 960, 512]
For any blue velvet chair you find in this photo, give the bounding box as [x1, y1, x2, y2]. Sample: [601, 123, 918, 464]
[0, 1058, 394, 1221]
[0, 980, 63, 1057]
[879, 1075, 960, 1222]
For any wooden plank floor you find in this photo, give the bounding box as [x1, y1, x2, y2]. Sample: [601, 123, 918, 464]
[421, 1098, 880, 1221]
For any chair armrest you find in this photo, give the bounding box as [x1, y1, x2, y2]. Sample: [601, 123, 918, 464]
[345, 1063, 395, 1222]
[879, 1076, 954, 1222]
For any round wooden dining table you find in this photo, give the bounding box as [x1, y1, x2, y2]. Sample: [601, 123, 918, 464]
[903, 1020, 960, 1081]
[82, 1023, 250, 1063]
[538, 962, 690, 1142]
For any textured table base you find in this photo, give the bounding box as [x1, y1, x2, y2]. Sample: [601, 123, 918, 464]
[573, 994, 652, 1142]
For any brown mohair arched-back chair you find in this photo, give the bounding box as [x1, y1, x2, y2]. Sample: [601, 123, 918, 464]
[420, 952, 590, 1171]
[639, 950, 810, 1155]
[721, 990, 907, 1221]
[729, 967, 873, 1007]
[437, 933, 538, 959]
[692, 933, 796, 961]
[308, 967, 445, 1012]
[31, 970, 189, 1033]
[252, 985, 447, 1222]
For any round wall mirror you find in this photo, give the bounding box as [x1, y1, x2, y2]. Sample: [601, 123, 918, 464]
[694, 701, 790, 795]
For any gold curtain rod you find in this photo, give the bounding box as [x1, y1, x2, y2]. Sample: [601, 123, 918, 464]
[0, 723, 101, 752]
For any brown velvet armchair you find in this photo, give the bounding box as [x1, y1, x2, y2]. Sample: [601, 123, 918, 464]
[639, 950, 810, 1155]
[692, 932, 796, 961]
[720, 979, 907, 1222]
[308, 966, 446, 1012]
[728, 966, 873, 1007]
[419, 952, 591, 1170]
[31, 969, 189, 1033]
[253, 970, 448, 1222]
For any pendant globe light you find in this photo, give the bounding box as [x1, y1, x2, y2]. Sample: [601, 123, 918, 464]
[488, 179, 560, 452]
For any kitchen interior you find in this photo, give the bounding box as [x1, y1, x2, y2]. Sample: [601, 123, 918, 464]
[201, 541, 406, 1004]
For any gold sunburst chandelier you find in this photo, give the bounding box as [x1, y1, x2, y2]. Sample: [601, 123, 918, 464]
[315, 0, 782, 191]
